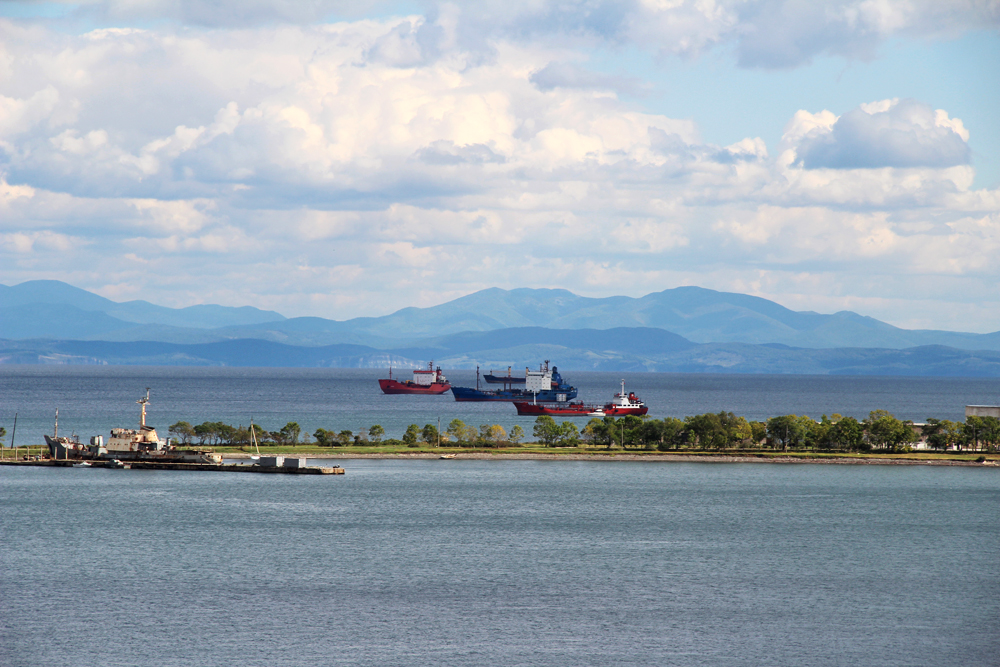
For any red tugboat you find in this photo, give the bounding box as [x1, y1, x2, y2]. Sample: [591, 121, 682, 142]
[513, 380, 649, 417]
[379, 362, 451, 395]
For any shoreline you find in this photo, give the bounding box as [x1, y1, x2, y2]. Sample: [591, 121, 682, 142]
[223, 451, 998, 466]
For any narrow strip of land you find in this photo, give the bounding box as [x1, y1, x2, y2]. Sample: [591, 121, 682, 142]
[220, 450, 997, 466]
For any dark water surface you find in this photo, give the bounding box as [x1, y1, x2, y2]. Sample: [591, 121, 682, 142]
[2, 366, 1000, 444]
[2, 461, 998, 666]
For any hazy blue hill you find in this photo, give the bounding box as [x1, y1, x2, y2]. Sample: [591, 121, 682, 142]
[0, 338, 386, 367]
[398, 327, 696, 356]
[5, 332, 1000, 376]
[103, 301, 285, 328]
[350, 287, 599, 336]
[6, 280, 1000, 354]
[1, 280, 286, 332]
[0, 304, 137, 339]
[0, 280, 119, 311]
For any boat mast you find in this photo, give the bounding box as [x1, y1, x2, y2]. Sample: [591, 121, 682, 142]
[250, 418, 261, 455]
[54, 408, 58, 438]
[137, 388, 150, 428]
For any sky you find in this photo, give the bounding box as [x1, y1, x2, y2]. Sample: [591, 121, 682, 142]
[1, 0, 998, 332]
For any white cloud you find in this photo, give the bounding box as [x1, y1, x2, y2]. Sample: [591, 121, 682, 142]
[793, 99, 972, 169]
[0, 15, 997, 332]
[9, 0, 995, 69]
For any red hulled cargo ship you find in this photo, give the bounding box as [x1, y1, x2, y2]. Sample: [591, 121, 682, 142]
[513, 380, 649, 417]
[379, 362, 451, 395]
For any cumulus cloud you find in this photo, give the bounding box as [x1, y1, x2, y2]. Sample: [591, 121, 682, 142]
[793, 99, 971, 170]
[529, 62, 646, 96]
[0, 15, 997, 332]
[18, 0, 997, 70]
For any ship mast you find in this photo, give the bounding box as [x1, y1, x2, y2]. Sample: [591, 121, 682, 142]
[137, 388, 151, 428]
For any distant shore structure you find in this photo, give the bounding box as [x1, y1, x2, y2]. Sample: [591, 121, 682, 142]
[965, 405, 1000, 418]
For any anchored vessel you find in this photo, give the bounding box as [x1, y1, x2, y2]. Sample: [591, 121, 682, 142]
[483, 367, 526, 384]
[451, 361, 578, 402]
[45, 389, 222, 463]
[379, 362, 451, 395]
[513, 380, 649, 417]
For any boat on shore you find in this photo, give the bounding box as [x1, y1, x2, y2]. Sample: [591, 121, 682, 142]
[513, 380, 649, 417]
[451, 361, 577, 402]
[44, 389, 222, 464]
[379, 362, 451, 395]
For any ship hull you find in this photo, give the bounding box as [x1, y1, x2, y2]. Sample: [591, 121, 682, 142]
[513, 402, 648, 416]
[45, 435, 220, 463]
[451, 386, 578, 402]
[379, 379, 451, 395]
[602, 405, 649, 416]
[513, 402, 604, 416]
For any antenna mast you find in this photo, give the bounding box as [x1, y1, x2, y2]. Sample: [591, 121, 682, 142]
[137, 388, 151, 428]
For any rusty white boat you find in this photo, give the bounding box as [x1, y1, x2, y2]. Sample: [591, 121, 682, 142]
[45, 389, 222, 464]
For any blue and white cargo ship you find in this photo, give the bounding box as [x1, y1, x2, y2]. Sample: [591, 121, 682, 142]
[451, 361, 577, 402]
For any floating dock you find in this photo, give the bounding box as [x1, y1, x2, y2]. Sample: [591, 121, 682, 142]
[0, 459, 344, 474]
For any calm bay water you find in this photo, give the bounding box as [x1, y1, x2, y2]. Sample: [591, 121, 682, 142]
[2, 461, 998, 666]
[2, 366, 1000, 445]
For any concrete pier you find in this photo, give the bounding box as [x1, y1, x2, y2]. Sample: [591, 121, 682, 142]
[0, 459, 344, 474]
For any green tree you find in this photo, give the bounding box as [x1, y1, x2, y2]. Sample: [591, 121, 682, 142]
[582, 416, 617, 449]
[278, 422, 301, 446]
[979, 416, 1000, 451]
[0, 426, 6, 446]
[612, 415, 644, 449]
[924, 418, 960, 451]
[558, 421, 579, 447]
[368, 424, 384, 443]
[487, 424, 508, 447]
[216, 423, 236, 445]
[168, 421, 195, 444]
[766, 415, 807, 451]
[402, 424, 420, 446]
[633, 417, 685, 450]
[864, 410, 915, 452]
[194, 422, 215, 445]
[749, 421, 768, 447]
[313, 428, 334, 446]
[422, 424, 440, 446]
[533, 416, 562, 447]
[447, 419, 468, 444]
[509, 424, 524, 445]
[830, 416, 865, 451]
[686, 413, 727, 449]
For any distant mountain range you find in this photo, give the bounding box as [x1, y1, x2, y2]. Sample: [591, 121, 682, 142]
[3, 327, 1000, 376]
[0, 280, 284, 336]
[3, 280, 1000, 375]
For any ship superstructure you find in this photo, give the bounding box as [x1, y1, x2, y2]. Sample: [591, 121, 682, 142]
[451, 361, 578, 402]
[512, 380, 648, 417]
[44, 389, 221, 463]
[379, 362, 451, 395]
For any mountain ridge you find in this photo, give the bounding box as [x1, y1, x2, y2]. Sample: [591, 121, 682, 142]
[3, 329, 1000, 376]
[4, 280, 1000, 353]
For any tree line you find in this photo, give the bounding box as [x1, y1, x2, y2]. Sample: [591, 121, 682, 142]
[164, 411, 1000, 452]
[573, 411, 1000, 452]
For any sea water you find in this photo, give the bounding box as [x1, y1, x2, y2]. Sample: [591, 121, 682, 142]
[1, 461, 998, 666]
[2, 366, 1000, 444]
